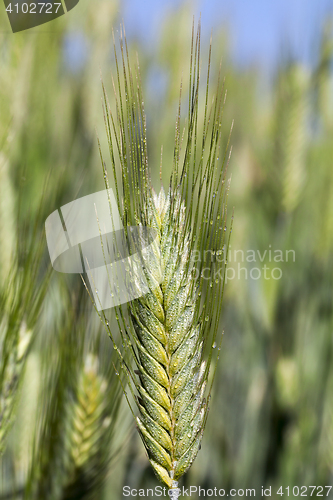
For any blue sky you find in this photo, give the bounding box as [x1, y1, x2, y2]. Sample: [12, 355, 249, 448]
[122, 0, 333, 69]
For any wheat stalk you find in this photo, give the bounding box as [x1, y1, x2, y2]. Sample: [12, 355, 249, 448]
[89, 20, 233, 497]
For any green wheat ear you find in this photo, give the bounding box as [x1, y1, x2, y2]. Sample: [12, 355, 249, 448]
[93, 20, 232, 497]
[25, 299, 125, 500]
[0, 189, 50, 457]
[132, 187, 206, 486]
[62, 354, 120, 500]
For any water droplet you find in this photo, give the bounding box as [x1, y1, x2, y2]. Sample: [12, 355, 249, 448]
[205, 316, 209, 322]
[212, 342, 217, 348]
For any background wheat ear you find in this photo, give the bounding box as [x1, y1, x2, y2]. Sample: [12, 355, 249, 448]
[95, 21, 232, 497]
[24, 290, 127, 500]
[0, 185, 51, 458]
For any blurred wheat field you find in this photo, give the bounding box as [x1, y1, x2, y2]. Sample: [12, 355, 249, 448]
[1, 1, 333, 499]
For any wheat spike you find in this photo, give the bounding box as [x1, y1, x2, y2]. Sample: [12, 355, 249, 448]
[94, 21, 232, 497]
[0, 213, 49, 457]
[281, 65, 309, 213]
[0, 321, 32, 455]
[0, 153, 16, 283]
[25, 303, 125, 500]
[130, 186, 206, 488]
[273, 64, 309, 214]
[62, 354, 115, 500]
